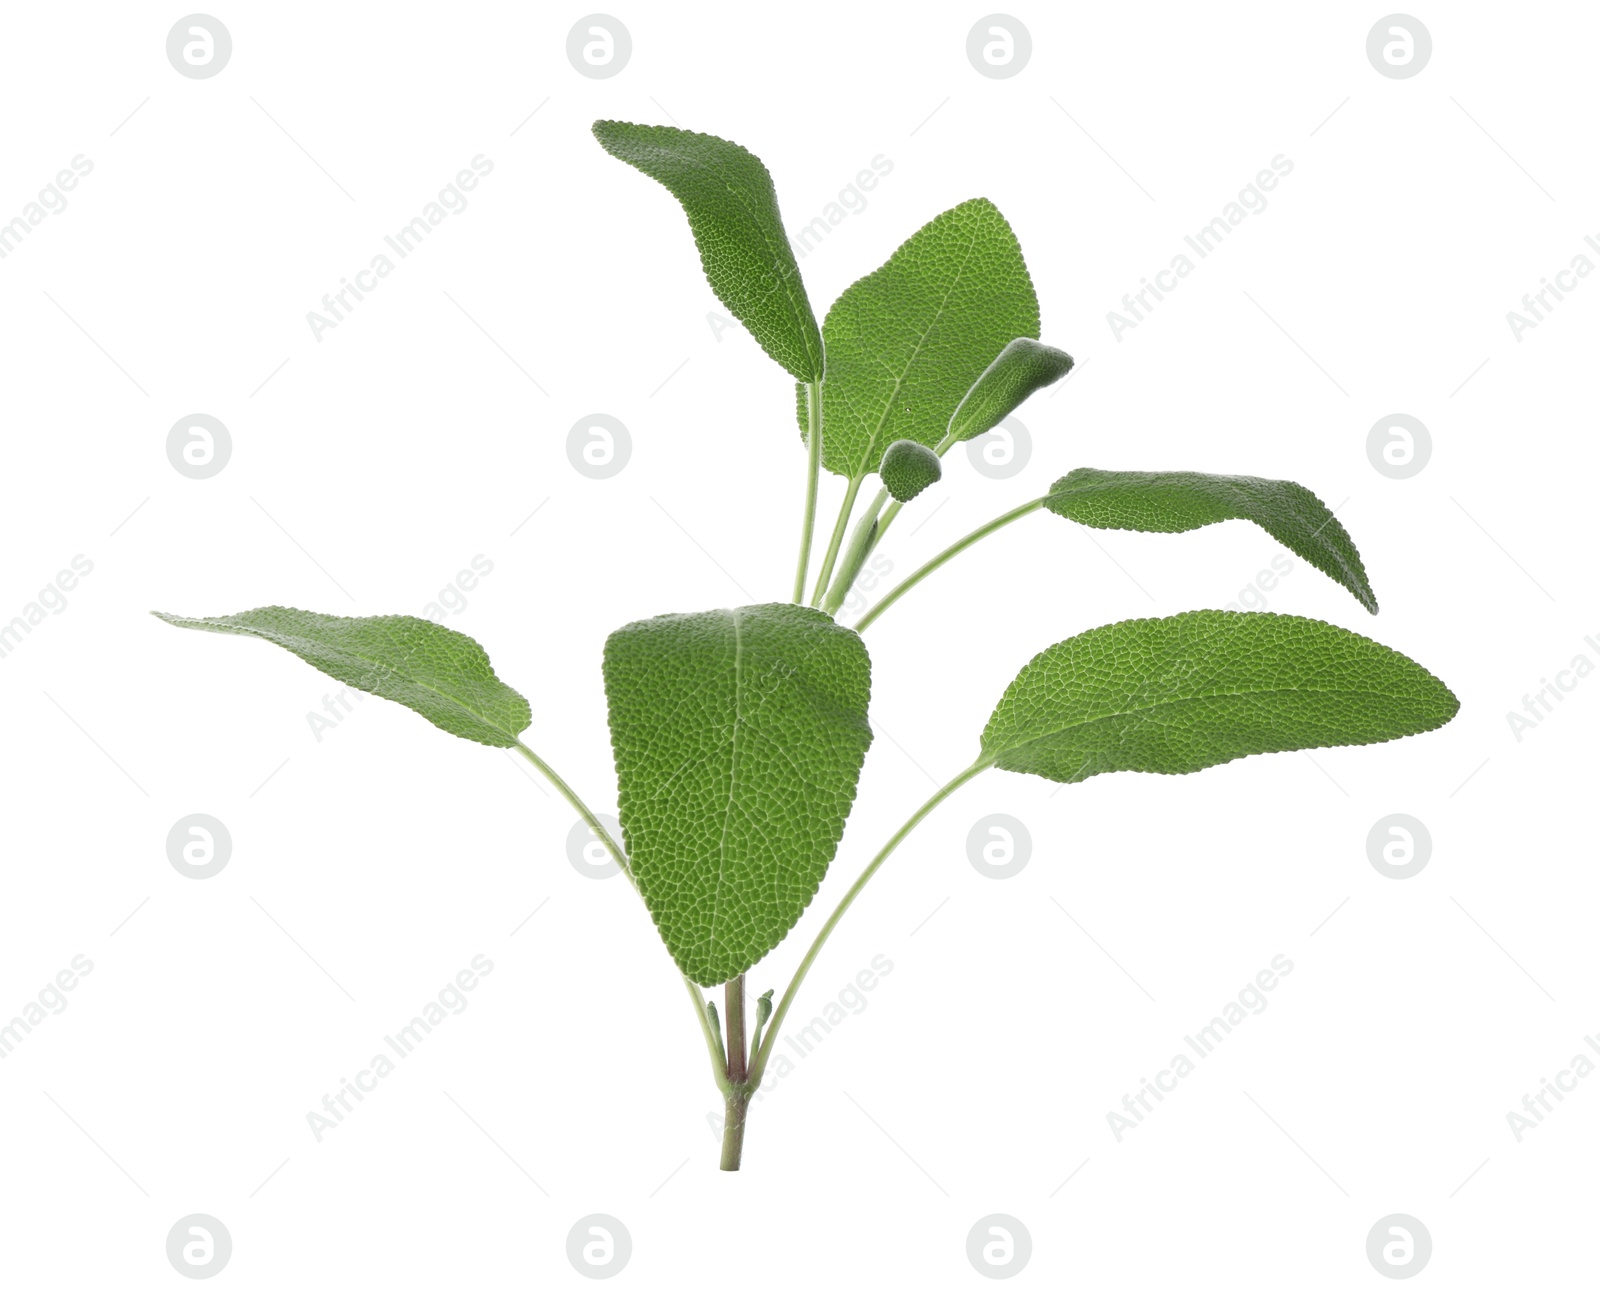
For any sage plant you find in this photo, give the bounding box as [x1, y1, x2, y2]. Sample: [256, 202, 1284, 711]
[157, 122, 1458, 1170]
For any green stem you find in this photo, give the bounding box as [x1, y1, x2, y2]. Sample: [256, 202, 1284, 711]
[792, 380, 824, 603]
[514, 742, 632, 883]
[720, 1085, 750, 1171]
[821, 487, 888, 615]
[810, 474, 863, 607]
[748, 759, 991, 1089]
[720, 973, 749, 1170]
[853, 496, 1045, 633]
[725, 974, 748, 1083]
[513, 742, 730, 1096]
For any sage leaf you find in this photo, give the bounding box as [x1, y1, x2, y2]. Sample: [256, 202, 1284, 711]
[1044, 468, 1378, 614]
[602, 603, 873, 986]
[806, 198, 1040, 479]
[153, 607, 530, 747]
[980, 610, 1456, 784]
[947, 338, 1075, 445]
[593, 120, 823, 381]
[879, 439, 943, 503]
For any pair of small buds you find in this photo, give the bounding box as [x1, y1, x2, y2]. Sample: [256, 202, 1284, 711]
[705, 989, 774, 1048]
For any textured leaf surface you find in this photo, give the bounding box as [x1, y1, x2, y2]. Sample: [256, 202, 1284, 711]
[980, 611, 1456, 784]
[593, 121, 822, 381]
[1044, 468, 1378, 614]
[806, 198, 1039, 479]
[947, 338, 1075, 444]
[153, 607, 530, 747]
[603, 604, 873, 985]
[879, 439, 943, 502]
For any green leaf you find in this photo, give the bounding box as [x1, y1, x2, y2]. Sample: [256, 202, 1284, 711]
[153, 607, 530, 747]
[603, 603, 873, 985]
[593, 121, 823, 382]
[980, 610, 1456, 784]
[807, 198, 1040, 479]
[1044, 468, 1379, 614]
[947, 338, 1075, 445]
[879, 439, 942, 503]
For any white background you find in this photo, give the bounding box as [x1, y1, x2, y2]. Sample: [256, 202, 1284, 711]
[1, 2, 1594, 1288]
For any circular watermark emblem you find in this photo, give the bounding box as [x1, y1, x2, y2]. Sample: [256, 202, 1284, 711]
[567, 15, 631, 79]
[1366, 814, 1431, 880]
[166, 15, 232, 79]
[166, 1214, 232, 1279]
[1366, 1213, 1432, 1278]
[1366, 16, 1432, 79]
[967, 814, 1031, 880]
[167, 814, 233, 880]
[167, 414, 232, 479]
[966, 1213, 1032, 1279]
[966, 416, 1031, 480]
[567, 1213, 631, 1278]
[1366, 413, 1430, 479]
[966, 16, 1032, 79]
[567, 815, 624, 880]
[567, 414, 631, 479]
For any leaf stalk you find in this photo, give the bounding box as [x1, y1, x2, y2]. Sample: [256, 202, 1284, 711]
[792, 379, 825, 602]
[512, 742, 731, 1096]
[854, 496, 1045, 632]
[810, 474, 863, 606]
[748, 759, 990, 1090]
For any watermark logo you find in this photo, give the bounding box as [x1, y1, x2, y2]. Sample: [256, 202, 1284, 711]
[307, 687, 365, 743]
[308, 158, 494, 341]
[707, 955, 895, 1135]
[1366, 814, 1430, 880]
[167, 414, 231, 479]
[966, 1214, 1032, 1278]
[1107, 956, 1294, 1141]
[1223, 553, 1294, 612]
[1506, 1034, 1600, 1141]
[0, 156, 94, 263]
[0, 555, 94, 662]
[567, 16, 631, 79]
[967, 814, 1031, 879]
[1507, 238, 1599, 341]
[1507, 638, 1598, 741]
[0, 955, 94, 1062]
[422, 554, 494, 621]
[567, 414, 631, 479]
[306, 956, 495, 1141]
[567, 816, 625, 879]
[567, 1214, 631, 1278]
[167, 814, 232, 880]
[1365, 1213, 1431, 1278]
[966, 416, 1030, 479]
[792, 156, 894, 259]
[1366, 16, 1431, 79]
[166, 1214, 232, 1279]
[839, 551, 894, 619]
[1108, 156, 1293, 340]
[966, 16, 1032, 79]
[167, 16, 232, 79]
[1366, 413, 1430, 479]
